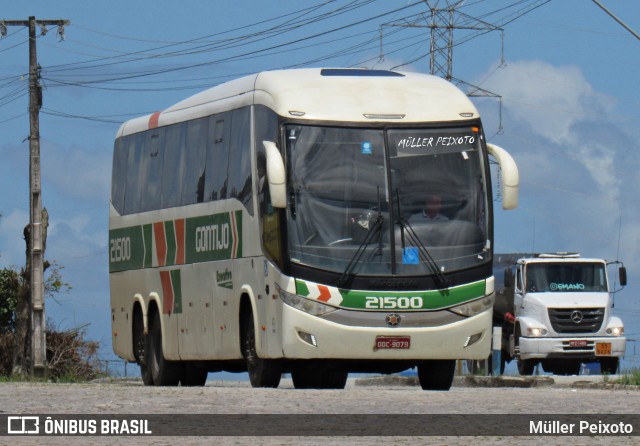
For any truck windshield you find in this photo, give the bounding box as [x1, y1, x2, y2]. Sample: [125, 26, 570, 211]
[285, 125, 489, 277]
[525, 262, 608, 292]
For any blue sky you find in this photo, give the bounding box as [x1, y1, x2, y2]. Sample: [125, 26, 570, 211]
[1, 0, 639, 374]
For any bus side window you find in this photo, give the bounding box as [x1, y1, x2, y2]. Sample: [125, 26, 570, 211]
[123, 133, 144, 215]
[228, 107, 253, 215]
[111, 138, 127, 214]
[140, 130, 164, 212]
[161, 122, 187, 209]
[205, 115, 230, 202]
[183, 117, 208, 205]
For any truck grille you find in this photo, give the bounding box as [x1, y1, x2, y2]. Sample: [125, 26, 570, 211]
[548, 308, 605, 334]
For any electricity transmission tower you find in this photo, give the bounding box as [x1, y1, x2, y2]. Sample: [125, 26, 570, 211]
[380, 0, 503, 120]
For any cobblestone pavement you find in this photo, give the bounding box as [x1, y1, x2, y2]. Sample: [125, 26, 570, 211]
[1, 378, 639, 445]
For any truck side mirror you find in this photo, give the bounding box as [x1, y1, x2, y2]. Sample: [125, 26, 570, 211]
[504, 268, 513, 288]
[619, 266, 627, 287]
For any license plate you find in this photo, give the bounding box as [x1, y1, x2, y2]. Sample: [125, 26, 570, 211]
[375, 336, 410, 350]
[596, 342, 612, 356]
[569, 340, 588, 348]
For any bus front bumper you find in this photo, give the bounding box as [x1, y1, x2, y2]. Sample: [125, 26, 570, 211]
[281, 305, 492, 360]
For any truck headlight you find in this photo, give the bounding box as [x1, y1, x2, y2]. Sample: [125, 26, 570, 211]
[449, 295, 494, 317]
[606, 326, 624, 336]
[527, 327, 548, 337]
[278, 286, 338, 316]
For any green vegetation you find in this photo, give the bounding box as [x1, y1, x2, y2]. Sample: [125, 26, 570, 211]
[613, 369, 640, 386]
[0, 262, 104, 382]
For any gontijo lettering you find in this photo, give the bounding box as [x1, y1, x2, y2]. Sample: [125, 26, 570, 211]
[195, 223, 230, 253]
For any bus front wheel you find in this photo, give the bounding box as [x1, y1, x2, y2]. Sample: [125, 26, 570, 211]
[417, 360, 455, 391]
[241, 309, 282, 388]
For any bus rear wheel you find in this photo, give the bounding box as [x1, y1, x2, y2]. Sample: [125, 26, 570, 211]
[241, 309, 282, 388]
[417, 360, 455, 391]
[291, 363, 348, 389]
[146, 310, 180, 386]
[133, 307, 153, 386]
[180, 363, 208, 386]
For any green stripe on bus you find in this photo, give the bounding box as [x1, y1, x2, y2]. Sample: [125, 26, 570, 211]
[108, 226, 145, 273]
[142, 224, 153, 268]
[109, 211, 244, 272]
[171, 269, 183, 314]
[338, 280, 486, 310]
[296, 281, 311, 297]
[164, 220, 176, 266]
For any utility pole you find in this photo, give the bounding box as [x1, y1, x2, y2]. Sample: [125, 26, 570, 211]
[1, 17, 70, 378]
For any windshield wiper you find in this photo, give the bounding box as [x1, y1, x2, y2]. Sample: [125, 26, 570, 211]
[396, 190, 448, 289]
[337, 187, 384, 287]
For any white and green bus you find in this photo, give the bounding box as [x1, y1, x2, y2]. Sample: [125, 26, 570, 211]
[109, 68, 519, 390]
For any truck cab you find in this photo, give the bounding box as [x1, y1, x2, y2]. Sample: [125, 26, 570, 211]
[497, 253, 626, 375]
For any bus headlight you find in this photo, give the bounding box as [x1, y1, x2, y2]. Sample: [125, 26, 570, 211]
[449, 295, 494, 317]
[279, 287, 338, 317]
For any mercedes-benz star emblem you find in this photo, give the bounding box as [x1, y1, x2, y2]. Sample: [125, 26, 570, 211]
[570, 310, 584, 324]
[386, 313, 401, 327]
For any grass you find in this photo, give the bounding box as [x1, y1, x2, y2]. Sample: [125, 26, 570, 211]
[612, 369, 640, 386]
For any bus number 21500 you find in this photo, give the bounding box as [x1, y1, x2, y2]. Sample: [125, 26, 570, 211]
[365, 296, 423, 310]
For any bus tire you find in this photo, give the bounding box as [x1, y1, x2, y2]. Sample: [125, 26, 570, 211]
[146, 310, 180, 386]
[417, 360, 455, 391]
[291, 363, 348, 389]
[133, 307, 153, 386]
[180, 363, 208, 386]
[241, 309, 282, 388]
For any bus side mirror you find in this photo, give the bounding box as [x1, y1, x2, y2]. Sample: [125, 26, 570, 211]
[263, 141, 287, 208]
[487, 143, 519, 210]
[504, 268, 514, 288]
[619, 266, 627, 287]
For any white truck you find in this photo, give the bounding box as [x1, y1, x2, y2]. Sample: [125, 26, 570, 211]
[493, 253, 627, 375]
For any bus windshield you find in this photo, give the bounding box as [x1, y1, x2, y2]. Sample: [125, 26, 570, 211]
[285, 125, 489, 277]
[525, 263, 608, 292]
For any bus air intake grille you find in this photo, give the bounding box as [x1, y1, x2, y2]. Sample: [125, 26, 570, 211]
[548, 308, 605, 334]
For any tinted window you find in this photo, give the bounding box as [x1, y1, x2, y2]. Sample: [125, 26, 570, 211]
[162, 122, 187, 208]
[183, 118, 208, 205]
[111, 138, 127, 214]
[123, 133, 144, 215]
[204, 114, 230, 202]
[228, 107, 253, 214]
[140, 130, 165, 212]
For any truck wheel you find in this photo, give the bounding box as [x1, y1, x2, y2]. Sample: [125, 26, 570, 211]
[555, 361, 581, 376]
[241, 308, 282, 388]
[517, 358, 535, 375]
[600, 357, 619, 375]
[146, 310, 181, 386]
[417, 360, 455, 391]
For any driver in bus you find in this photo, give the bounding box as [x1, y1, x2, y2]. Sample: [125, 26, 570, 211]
[409, 194, 448, 223]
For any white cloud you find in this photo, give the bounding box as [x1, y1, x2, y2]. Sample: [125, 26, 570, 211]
[481, 60, 615, 146]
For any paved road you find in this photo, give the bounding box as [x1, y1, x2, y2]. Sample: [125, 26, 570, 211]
[1, 377, 639, 445]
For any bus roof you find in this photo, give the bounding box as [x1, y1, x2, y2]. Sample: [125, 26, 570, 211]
[116, 68, 479, 138]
